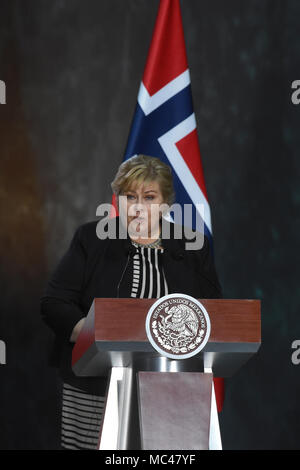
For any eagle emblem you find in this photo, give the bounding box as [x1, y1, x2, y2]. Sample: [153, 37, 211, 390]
[146, 294, 211, 359]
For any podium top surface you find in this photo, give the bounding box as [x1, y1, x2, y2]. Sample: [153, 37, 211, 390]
[72, 298, 261, 376]
[89, 298, 261, 344]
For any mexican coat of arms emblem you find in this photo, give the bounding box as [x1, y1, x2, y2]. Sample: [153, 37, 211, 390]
[145, 294, 211, 360]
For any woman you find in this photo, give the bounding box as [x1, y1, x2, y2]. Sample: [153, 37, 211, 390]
[40, 154, 222, 450]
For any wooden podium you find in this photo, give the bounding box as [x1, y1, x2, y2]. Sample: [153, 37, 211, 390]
[72, 298, 261, 450]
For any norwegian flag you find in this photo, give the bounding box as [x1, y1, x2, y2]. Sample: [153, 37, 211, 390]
[113, 0, 224, 412]
[122, 0, 211, 238]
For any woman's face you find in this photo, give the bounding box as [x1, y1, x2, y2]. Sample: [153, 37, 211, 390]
[118, 180, 165, 239]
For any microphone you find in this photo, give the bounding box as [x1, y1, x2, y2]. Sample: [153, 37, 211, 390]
[116, 241, 135, 298]
[126, 243, 136, 258]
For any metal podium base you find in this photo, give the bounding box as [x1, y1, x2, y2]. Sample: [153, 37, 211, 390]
[98, 359, 222, 450]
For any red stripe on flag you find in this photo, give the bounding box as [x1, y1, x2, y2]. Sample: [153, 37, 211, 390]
[142, 0, 188, 96]
[213, 377, 225, 412]
[175, 128, 208, 201]
[110, 193, 119, 218]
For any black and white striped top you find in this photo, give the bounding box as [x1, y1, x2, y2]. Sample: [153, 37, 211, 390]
[61, 242, 168, 450]
[130, 244, 168, 298]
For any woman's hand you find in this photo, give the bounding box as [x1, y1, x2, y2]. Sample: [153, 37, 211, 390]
[69, 318, 85, 343]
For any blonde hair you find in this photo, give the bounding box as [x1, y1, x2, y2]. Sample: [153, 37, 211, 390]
[111, 154, 175, 205]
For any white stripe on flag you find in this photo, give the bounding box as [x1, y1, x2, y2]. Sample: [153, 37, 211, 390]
[138, 69, 191, 116]
[158, 113, 212, 233]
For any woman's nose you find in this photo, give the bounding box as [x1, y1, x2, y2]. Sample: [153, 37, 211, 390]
[136, 195, 144, 205]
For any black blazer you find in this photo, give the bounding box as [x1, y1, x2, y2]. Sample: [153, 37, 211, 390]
[40, 216, 222, 391]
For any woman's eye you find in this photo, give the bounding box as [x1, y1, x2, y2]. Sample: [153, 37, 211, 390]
[145, 196, 154, 200]
[126, 195, 136, 200]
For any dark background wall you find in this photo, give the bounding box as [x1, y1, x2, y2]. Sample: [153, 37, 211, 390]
[0, 0, 299, 449]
